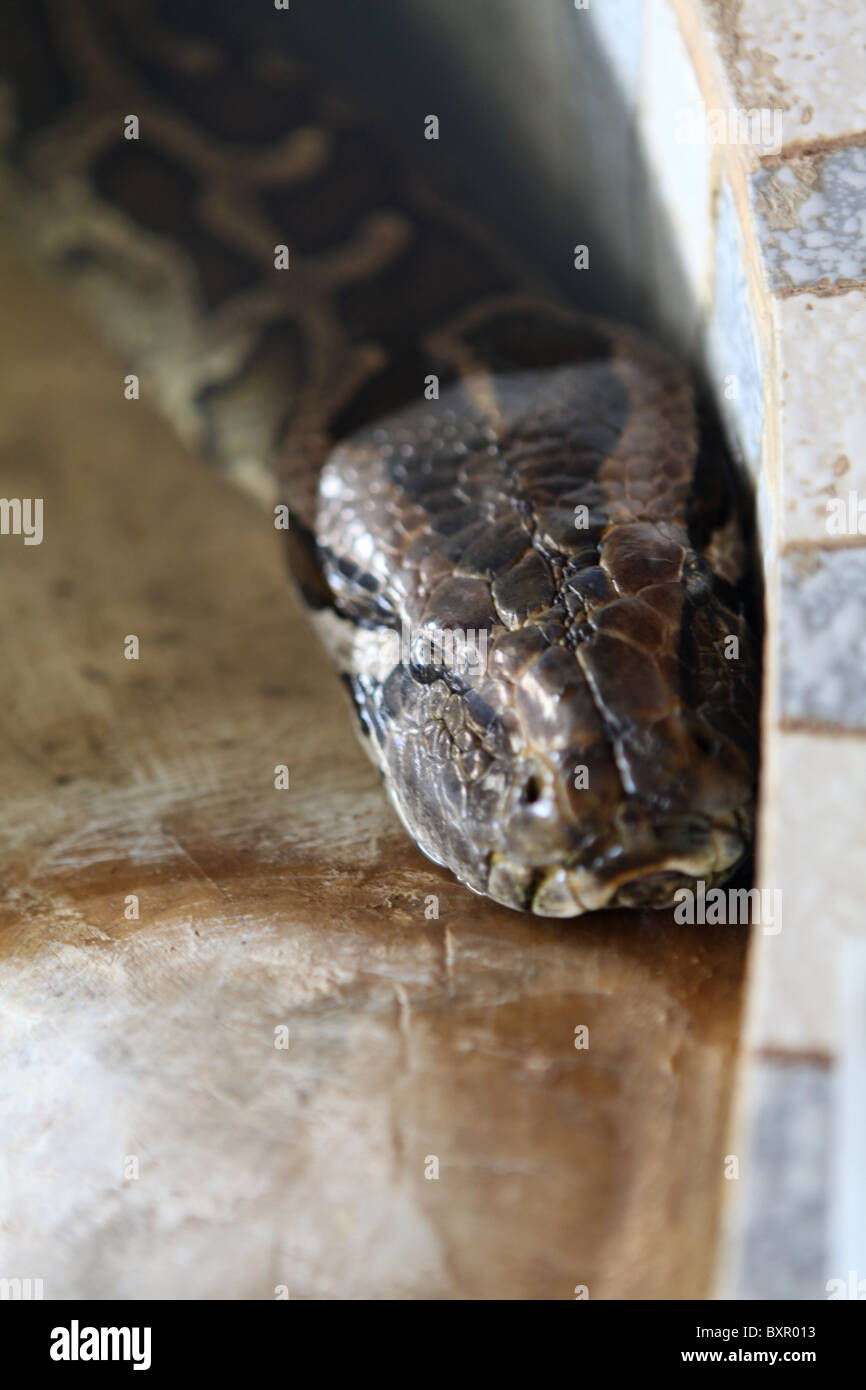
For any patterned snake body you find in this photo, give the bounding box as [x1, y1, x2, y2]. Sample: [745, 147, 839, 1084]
[2, 0, 758, 915]
[317, 315, 755, 913]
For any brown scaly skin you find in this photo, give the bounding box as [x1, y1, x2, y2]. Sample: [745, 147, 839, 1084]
[317, 305, 757, 915]
[0, 1, 758, 915]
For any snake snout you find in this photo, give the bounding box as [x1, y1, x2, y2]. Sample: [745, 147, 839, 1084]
[577, 807, 746, 914]
[488, 800, 747, 917]
[499, 762, 584, 864]
[608, 870, 697, 910]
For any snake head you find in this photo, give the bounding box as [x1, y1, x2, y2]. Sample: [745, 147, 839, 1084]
[315, 336, 757, 917]
[354, 586, 754, 915]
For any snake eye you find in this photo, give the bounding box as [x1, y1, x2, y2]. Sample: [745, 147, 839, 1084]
[682, 552, 714, 603]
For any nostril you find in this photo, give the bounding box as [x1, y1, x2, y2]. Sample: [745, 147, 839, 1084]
[615, 802, 643, 832]
[693, 730, 719, 757]
[521, 775, 543, 805]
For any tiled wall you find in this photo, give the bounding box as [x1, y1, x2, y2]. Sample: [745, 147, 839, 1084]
[653, 2, 866, 1045]
[633, 0, 866, 1300]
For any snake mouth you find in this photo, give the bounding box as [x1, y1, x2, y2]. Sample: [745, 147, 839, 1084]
[488, 815, 747, 917]
[607, 869, 704, 910]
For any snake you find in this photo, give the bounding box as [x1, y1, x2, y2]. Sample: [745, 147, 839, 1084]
[0, 0, 758, 916]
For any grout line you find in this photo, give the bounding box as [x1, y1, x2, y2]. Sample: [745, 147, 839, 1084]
[781, 533, 866, 555]
[778, 717, 866, 740]
[772, 277, 866, 301]
[760, 130, 866, 167]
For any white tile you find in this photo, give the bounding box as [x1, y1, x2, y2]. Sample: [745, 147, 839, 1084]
[704, 0, 866, 148]
[753, 148, 866, 292]
[777, 290, 866, 543]
[831, 938, 866, 1290]
[780, 549, 866, 728]
[747, 731, 866, 1056]
[705, 177, 766, 478]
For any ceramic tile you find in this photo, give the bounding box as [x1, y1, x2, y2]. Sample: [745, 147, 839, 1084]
[748, 730, 866, 1055]
[831, 938, 866, 1288]
[704, 0, 866, 147]
[777, 291, 866, 544]
[779, 549, 866, 729]
[705, 177, 765, 478]
[722, 1059, 831, 1300]
[753, 147, 866, 293]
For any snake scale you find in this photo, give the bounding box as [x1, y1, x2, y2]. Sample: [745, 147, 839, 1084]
[1, 0, 758, 916]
